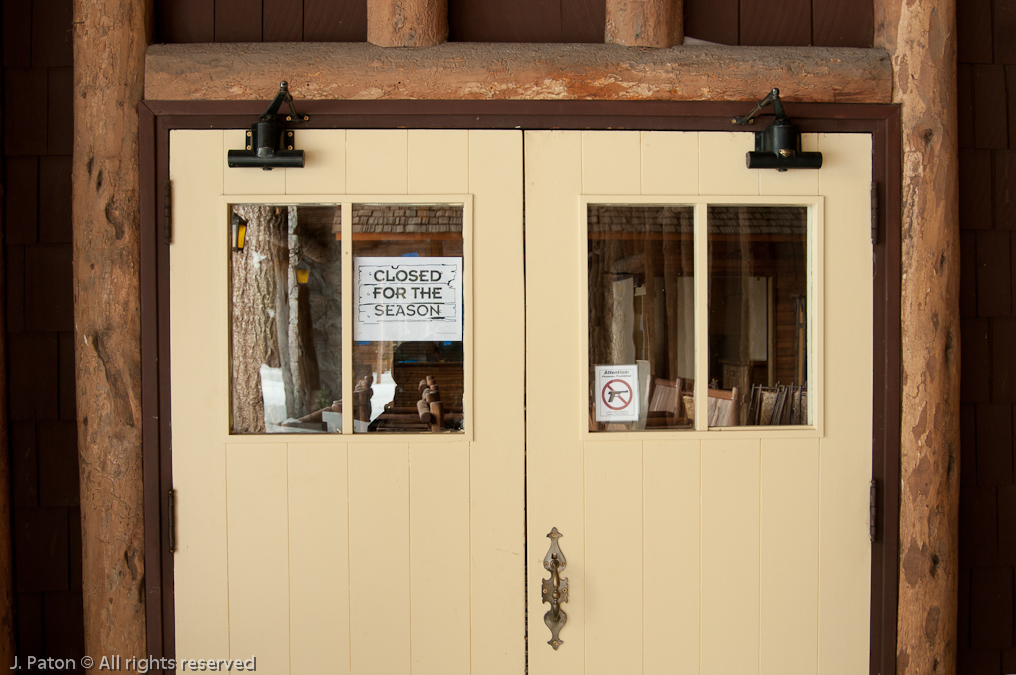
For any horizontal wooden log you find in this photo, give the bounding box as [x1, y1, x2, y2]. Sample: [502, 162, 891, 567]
[145, 42, 892, 103]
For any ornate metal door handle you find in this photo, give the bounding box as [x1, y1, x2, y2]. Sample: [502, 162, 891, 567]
[541, 527, 569, 649]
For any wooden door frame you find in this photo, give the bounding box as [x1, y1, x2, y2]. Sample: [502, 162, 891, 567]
[139, 99, 901, 675]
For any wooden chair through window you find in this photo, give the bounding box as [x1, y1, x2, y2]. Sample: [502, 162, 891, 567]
[707, 387, 739, 426]
[647, 378, 683, 425]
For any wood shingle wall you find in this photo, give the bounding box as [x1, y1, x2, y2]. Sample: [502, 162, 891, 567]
[1, 0, 83, 664]
[152, 0, 873, 47]
[958, 0, 1016, 671]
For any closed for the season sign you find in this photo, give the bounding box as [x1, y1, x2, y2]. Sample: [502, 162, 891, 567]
[354, 257, 463, 341]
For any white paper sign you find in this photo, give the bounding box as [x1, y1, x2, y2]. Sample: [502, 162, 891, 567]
[594, 364, 641, 422]
[354, 257, 463, 341]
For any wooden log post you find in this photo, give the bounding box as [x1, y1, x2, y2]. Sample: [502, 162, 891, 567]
[605, 0, 683, 48]
[367, 0, 448, 47]
[875, 0, 960, 672]
[72, 0, 151, 664]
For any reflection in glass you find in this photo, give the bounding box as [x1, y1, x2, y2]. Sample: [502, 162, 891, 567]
[587, 205, 695, 431]
[707, 205, 809, 427]
[352, 204, 465, 433]
[230, 204, 343, 434]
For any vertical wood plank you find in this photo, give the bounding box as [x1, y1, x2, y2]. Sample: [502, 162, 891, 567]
[813, 0, 873, 47]
[226, 443, 290, 673]
[348, 443, 411, 675]
[448, 0, 562, 42]
[409, 442, 470, 675]
[154, 0, 215, 42]
[641, 131, 699, 195]
[817, 437, 871, 675]
[525, 130, 584, 675]
[467, 130, 526, 675]
[561, 0, 605, 42]
[170, 130, 230, 659]
[345, 129, 408, 194]
[815, 131, 872, 675]
[222, 129, 287, 195]
[214, 0, 263, 42]
[644, 440, 701, 673]
[285, 129, 346, 195]
[760, 439, 819, 675]
[973, 65, 1009, 149]
[698, 133, 759, 195]
[584, 442, 643, 675]
[740, 0, 811, 46]
[304, 0, 368, 41]
[264, 0, 304, 41]
[581, 131, 641, 195]
[701, 439, 761, 675]
[408, 130, 469, 194]
[684, 0, 738, 44]
[289, 443, 350, 675]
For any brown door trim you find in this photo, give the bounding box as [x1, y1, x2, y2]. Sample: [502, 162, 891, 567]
[139, 99, 901, 675]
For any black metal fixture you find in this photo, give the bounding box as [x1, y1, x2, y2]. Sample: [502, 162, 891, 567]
[228, 81, 308, 170]
[732, 88, 822, 171]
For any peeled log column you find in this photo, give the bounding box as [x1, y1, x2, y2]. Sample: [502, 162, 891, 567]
[605, 0, 683, 48]
[367, 0, 448, 47]
[875, 0, 960, 672]
[72, 0, 150, 663]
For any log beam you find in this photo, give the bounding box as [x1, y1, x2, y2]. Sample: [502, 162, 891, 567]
[145, 42, 892, 103]
[368, 0, 448, 47]
[605, 0, 683, 48]
[875, 0, 960, 673]
[72, 0, 150, 664]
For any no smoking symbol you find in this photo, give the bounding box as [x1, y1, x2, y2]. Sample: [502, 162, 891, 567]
[601, 379, 633, 410]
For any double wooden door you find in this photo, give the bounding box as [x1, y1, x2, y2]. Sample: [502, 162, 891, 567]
[169, 128, 872, 675]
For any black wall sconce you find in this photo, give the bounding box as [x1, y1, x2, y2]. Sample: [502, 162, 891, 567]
[732, 88, 822, 171]
[228, 81, 308, 170]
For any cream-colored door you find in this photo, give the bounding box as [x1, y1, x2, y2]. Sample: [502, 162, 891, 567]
[525, 130, 873, 675]
[169, 129, 525, 675]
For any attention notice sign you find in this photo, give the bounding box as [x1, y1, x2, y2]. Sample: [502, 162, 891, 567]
[594, 364, 640, 422]
[354, 257, 463, 342]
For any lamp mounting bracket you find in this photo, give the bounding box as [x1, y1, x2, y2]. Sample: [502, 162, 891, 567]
[731, 87, 787, 126]
[731, 87, 822, 171]
[227, 81, 308, 170]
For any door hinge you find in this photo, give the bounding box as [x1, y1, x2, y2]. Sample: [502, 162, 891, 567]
[870, 181, 878, 246]
[168, 488, 176, 553]
[164, 180, 173, 245]
[869, 479, 877, 543]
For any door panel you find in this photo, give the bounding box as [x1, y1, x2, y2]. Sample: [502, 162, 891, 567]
[525, 130, 873, 675]
[172, 126, 873, 675]
[170, 129, 525, 675]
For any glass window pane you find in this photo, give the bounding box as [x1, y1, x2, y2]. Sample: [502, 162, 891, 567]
[352, 204, 465, 433]
[229, 204, 343, 434]
[707, 205, 810, 427]
[587, 205, 695, 431]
